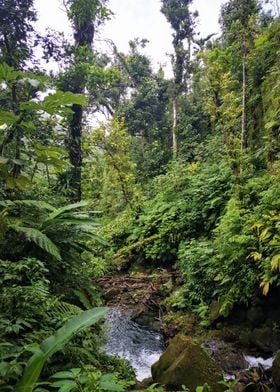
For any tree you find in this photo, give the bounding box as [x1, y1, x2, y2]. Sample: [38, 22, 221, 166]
[0, 64, 86, 193]
[161, 0, 197, 158]
[0, 0, 37, 68]
[84, 119, 140, 215]
[114, 39, 171, 180]
[61, 0, 111, 201]
[219, 0, 260, 173]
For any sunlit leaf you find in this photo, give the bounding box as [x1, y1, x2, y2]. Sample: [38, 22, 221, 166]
[271, 254, 280, 271]
[260, 281, 270, 296]
[248, 251, 262, 261]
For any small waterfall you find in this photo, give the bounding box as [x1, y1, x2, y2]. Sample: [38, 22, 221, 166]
[103, 307, 164, 381]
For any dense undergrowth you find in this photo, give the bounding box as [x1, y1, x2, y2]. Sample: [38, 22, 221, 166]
[100, 138, 280, 322]
[0, 0, 280, 390]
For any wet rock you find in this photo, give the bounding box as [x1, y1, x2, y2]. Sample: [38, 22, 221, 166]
[272, 351, 280, 388]
[151, 334, 224, 391]
[135, 377, 153, 390]
[250, 326, 280, 353]
[203, 339, 247, 374]
[131, 306, 161, 330]
[133, 312, 161, 330]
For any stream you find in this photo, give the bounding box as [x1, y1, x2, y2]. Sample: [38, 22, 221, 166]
[103, 307, 165, 381]
[103, 307, 275, 385]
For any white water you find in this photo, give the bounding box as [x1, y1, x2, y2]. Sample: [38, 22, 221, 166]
[244, 355, 274, 370]
[103, 307, 164, 381]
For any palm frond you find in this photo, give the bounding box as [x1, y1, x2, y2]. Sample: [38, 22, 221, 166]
[10, 225, 61, 260]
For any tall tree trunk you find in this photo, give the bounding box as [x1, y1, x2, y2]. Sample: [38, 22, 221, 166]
[172, 98, 177, 159]
[65, 1, 97, 201]
[240, 54, 246, 174]
[68, 103, 83, 201]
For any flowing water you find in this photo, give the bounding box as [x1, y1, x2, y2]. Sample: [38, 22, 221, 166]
[244, 354, 274, 370]
[103, 307, 165, 381]
[103, 308, 275, 383]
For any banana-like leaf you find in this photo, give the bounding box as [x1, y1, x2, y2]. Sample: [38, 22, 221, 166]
[43, 201, 88, 223]
[16, 307, 108, 392]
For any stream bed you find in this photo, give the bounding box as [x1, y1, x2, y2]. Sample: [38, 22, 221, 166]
[103, 307, 165, 381]
[103, 307, 275, 385]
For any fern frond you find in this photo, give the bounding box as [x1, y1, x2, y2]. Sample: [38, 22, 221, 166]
[74, 289, 96, 310]
[47, 300, 83, 321]
[10, 225, 61, 260]
[0, 200, 55, 211]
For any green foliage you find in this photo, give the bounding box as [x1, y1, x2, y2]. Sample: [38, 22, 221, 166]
[177, 240, 215, 309]
[1, 2, 280, 391]
[118, 156, 232, 265]
[83, 119, 141, 216]
[0, 199, 106, 309]
[16, 307, 107, 392]
[0, 0, 37, 68]
[45, 366, 134, 392]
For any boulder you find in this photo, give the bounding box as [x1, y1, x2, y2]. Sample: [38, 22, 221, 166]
[272, 351, 280, 389]
[151, 334, 224, 391]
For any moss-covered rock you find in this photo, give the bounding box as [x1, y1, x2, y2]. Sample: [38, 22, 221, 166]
[162, 311, 196, 339]
[151, 334, 224, 391]
[272, 351, 280, 389]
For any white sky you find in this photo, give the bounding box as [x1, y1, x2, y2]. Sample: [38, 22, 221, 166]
[35, 0, 226, 75]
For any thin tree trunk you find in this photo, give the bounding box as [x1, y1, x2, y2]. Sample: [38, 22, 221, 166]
[68, 103, 83, 202]
[240, 55, 246, 174]
[172, 99, 177, 159]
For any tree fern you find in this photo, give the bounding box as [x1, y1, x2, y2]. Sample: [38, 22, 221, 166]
[10, 225, 61, 260]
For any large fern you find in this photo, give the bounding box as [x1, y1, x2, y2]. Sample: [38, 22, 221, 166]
[9, 225, 61, 260]
[0, 199, 102, 262]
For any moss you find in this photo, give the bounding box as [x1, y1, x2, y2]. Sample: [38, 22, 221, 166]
[152, 334, 224, 391]
[162, 311, 197, 338]
[209, 301, 221, 324]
